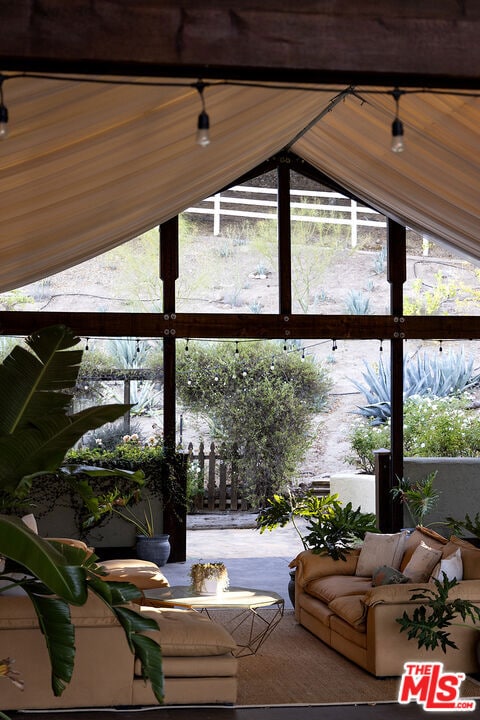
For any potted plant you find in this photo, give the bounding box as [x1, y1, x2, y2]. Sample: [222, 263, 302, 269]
[111, 496, 171, 567]
[256, 489, 378, 604]
[189, 562, 229, 595]
[0, 325, 164, 704]
[390, 471, 441, 528]
[256, 490, 378, 560]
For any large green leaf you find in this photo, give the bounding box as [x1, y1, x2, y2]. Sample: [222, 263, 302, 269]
[0, 326, 81, 435]
[0, 325, 132, 495]
[0, 515, 87, 603]
[22, 585, 76, 696]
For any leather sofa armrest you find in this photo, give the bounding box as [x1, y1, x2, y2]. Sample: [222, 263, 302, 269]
[364, 579, 480, 607]
[289, 549, 360, 587]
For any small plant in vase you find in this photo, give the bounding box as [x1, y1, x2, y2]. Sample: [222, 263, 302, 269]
[189, 562, 229, 595]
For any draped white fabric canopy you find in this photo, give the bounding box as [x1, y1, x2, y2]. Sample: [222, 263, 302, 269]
[0, 74, 479, 292]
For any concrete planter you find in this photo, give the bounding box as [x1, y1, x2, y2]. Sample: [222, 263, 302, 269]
[329, 473, 376, 514]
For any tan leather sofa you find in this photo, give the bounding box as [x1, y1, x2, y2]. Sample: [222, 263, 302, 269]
[1, 555, 238, 710]
[290, 528, 480, 677]
[1, 591, 237, 710]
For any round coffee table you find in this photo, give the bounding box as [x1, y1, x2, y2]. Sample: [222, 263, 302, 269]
[144, 585, 285, 657]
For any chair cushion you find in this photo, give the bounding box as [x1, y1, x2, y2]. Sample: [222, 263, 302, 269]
[100, 558, 169, 589]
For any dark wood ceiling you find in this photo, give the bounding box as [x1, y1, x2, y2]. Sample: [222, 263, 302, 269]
[1, 1, 480, 88]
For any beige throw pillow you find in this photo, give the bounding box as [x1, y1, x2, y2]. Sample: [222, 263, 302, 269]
[403, 541, 443, 582]
[355, 531, 407, 577]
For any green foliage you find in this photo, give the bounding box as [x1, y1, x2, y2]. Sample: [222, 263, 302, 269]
[351, 349, 480, 424]
[304, 502, 378, 561]
[0, 325, 133, 510]
[404, 271, 456, 316]
[43, 441, 180, 537]
[348, 395, 480, 473]
[396, 575, 480, 652]
[390, 472, 440, 527]
[177, 341, 332, 504]
[344, 290, 372, 315]
[256, 491, 377, 560]
[446, 511, 480, 539]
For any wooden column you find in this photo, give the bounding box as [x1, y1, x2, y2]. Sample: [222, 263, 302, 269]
[386, 219, 406, 532]
[277, 160, 292, 316]
[159, 217, 186, 562]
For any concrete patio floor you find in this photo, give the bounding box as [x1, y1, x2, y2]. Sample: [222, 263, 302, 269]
[163, 513, 305, 608]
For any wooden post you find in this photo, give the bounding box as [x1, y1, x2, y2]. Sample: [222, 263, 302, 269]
[278, 159, 292, 316]
[159, 217, 186, 562]
[374, 448, 391, 532]
[387, 219, 406, 533]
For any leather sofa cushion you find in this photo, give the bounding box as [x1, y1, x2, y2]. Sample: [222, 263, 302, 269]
[328, 595, 366, 631]
[100, 558, 169, 588]
[137, 653, 237, 677]
[448, 536, 480, 580]
[0, 592, 120, 629]
[139, 606, 237, 656]
[306, 575, 372, 604]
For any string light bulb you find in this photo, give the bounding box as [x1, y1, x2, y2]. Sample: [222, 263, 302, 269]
[391, 87, 405, 153]
[0, 77, 8, 140]
[195, 81, 210, 147]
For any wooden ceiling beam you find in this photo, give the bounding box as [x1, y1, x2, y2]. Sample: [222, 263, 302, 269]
[1, 2, 480, 88]
[1, 311, 480, 342]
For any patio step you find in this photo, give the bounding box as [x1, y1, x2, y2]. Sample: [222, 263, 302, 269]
[308, 478, 331, 496]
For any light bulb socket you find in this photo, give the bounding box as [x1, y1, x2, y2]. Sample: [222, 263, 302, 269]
[197, 110, 210, 146]
[391, 117, 404, 153]
[0, 103, 8, 140]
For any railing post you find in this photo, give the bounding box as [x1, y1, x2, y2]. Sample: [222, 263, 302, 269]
[207, 442, 216, 510]
[350, 199, 358, 247]
[213, 193, 221, 236]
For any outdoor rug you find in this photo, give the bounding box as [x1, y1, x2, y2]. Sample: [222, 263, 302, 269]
[235, 610, 480, 706]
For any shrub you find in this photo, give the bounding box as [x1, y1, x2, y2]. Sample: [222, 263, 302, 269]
[176, 340, 332, 505]
[347, 395, 480, 473]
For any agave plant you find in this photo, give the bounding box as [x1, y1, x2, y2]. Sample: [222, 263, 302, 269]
[0, 325, 163, 702]
[351, 349, 480, 425]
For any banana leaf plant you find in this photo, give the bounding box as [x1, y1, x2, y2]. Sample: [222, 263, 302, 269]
[0, 325, 164, 703]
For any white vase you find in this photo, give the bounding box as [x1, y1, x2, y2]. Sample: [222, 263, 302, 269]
[198, 577, 224, 595]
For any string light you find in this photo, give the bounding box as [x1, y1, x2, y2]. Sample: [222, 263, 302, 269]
[2, 72, 479, 149]
[391, 87, 405, 153]
[0, 76, 8, 140]
[332, 339, 337, 351]
[379, 339, 383, 352]
[439, 340, 443, 353]
[195, 80, 210, 147]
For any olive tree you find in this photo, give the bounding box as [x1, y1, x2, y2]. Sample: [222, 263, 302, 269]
[176, 341, 332, 505]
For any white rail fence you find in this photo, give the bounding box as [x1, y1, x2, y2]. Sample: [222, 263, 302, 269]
[186, 185, 386, 248]
[185, 185, 431, 254]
